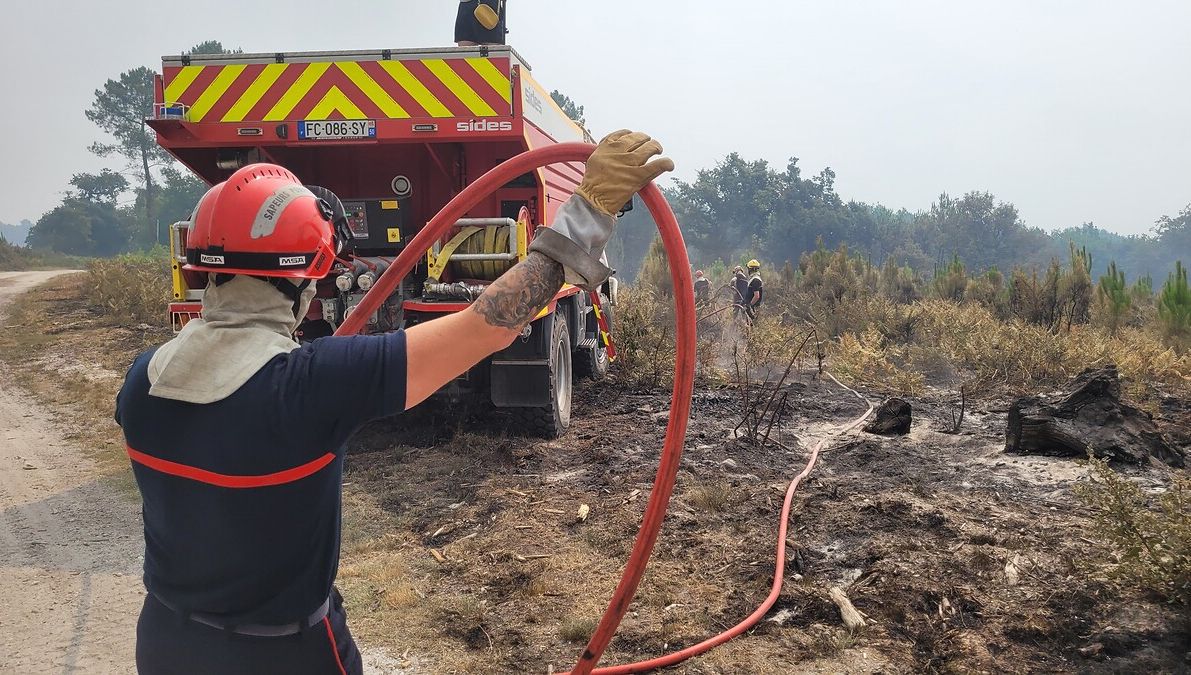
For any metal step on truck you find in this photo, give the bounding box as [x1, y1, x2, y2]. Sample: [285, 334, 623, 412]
[149, 44, 617, 437]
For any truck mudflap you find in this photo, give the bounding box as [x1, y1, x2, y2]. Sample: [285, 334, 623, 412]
[490, 312, 555, 407]
[490, 361, 552, 407]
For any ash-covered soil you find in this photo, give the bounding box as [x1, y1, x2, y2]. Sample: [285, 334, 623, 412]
[339, 374, 1190, 674]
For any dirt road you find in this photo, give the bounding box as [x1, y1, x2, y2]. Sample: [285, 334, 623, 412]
[0, 271, 413, 674]
[0, 271, 143, 674]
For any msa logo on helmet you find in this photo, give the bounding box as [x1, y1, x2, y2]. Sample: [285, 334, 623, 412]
[199, 254, 225, 265]
[251, 185, 314, 239]
[457, 120, 513, 133]
[278, 256, 308, 267]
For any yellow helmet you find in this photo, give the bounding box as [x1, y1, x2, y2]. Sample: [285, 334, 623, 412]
[747, 259, 760, 269]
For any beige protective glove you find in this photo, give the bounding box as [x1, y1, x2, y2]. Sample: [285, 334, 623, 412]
[528, 130, 674, 290]
[576, 129, 676, 216]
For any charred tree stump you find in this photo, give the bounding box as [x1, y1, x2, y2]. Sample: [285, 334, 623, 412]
[864, 398, 912, 435]
[1005, 366, 1183, 467]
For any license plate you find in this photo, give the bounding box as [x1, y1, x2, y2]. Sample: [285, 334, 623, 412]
[298, 120, 376, 140]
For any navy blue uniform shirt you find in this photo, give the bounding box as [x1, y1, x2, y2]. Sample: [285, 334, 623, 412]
[115, 332, 407, 625]
[748, 276, 763, 305]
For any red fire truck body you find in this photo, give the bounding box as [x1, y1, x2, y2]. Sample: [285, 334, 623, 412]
[148, 45, 614, 436]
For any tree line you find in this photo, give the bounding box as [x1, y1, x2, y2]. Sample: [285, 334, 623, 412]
[607, 152, 1188, 296]
[22, 41, 236, 256]
[20, 57, 1188, 294]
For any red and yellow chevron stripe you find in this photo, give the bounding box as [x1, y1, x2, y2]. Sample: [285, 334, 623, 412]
[162, 57, 512, 123]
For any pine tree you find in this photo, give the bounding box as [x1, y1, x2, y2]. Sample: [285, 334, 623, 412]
[636, 236, 672, 298]
[1097, 261, 1130, 336]
[1158, 261, 1191, 349]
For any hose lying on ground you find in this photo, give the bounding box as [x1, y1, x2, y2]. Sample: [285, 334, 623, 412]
[563, 372, 874, 675]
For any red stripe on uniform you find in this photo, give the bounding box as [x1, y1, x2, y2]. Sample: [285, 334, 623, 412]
[323, 617, 348, 675]
[126, 445, 335, 489]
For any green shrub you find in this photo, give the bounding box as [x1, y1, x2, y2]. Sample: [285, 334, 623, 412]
[0, 236, 28, 270]
[636, 236, 672, 298]
[1075, 457, 1191, 606]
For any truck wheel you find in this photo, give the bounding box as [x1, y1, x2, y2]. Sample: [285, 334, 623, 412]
[513, 315, 572, 438]
[576, 293, 612, 381]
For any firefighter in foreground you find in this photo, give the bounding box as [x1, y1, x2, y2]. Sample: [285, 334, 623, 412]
[115, 130, 673, 674]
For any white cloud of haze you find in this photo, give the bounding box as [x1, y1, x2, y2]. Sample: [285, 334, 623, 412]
[0, 1, 1188, 236]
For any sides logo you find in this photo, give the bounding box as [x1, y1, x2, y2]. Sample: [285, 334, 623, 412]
[523, 85, 544, 114]
[457, 120, 513, 133]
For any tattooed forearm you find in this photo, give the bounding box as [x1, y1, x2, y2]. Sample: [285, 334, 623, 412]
[474, 252, 565, 329]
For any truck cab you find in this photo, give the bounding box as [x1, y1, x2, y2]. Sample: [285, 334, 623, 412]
[149, 45, 615, 437]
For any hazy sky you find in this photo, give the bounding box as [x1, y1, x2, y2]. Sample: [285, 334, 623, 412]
[1, 1, 1189, 236]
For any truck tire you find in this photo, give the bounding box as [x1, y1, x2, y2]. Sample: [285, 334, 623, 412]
[576, 293, 612, 381]
[512, 314, 572, 438]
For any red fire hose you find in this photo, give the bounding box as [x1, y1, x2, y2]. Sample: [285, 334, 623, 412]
[336, 144, 871, 674]
[334, 143, 696, 673]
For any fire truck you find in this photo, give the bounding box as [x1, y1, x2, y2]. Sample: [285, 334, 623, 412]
[148, 45, 617, 437]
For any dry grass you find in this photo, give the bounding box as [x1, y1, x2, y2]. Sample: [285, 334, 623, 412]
[558, 616, 598, 643]
[614, 285, 675, 389]
[829, 327, 926, 395]
[822, 298, 1189, 400]
[87, 250, 172, 327]
[687, 481, 732, 512]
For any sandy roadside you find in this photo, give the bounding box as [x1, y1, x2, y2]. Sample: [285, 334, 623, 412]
[0, 270, 143, 674]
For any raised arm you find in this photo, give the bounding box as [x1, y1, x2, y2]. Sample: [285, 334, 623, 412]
[403, 252, 563, 407]
[403, 130, 673, 409]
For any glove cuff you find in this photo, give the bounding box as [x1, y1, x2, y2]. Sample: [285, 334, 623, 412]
[575, 185, 616, 217]
[528, 228, 612, 291]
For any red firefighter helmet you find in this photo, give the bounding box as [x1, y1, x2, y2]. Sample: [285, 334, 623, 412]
[183, 164, 336, 279]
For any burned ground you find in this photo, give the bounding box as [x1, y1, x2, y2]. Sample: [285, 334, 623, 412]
[337, 375, 1189, 673]
[3, 273, 1188, 674]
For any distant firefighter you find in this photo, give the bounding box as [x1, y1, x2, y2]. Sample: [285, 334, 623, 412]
[731, 265, 750, 324]
[745, 259, 763, 319]
[456, 1, 508, 46]
[693, 269, 711, 305]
